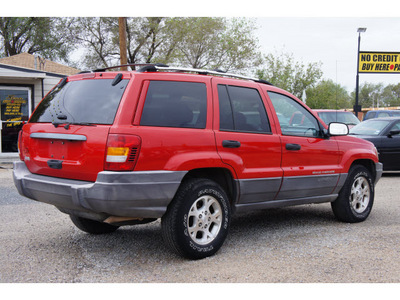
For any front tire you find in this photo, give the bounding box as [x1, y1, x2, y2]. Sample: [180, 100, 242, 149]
[161, 178, 231, 260]
[331, 165, 374, 223]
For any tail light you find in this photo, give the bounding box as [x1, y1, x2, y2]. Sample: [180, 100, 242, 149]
[18, 130, 28, 161]
[104, 134, 141, 171]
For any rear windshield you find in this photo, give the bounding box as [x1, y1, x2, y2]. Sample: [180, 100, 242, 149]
[318, 111, 360, 126]
[29, 78, 128, 124]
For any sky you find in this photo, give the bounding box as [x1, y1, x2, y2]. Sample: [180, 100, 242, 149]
[5, 0, 400, 93]
[256, 17, 400, 92]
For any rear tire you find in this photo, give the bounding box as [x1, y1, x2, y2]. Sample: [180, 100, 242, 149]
[70, 214, 119, 234]
[331, 165, 374, 223]
[161, 178, 231, 260]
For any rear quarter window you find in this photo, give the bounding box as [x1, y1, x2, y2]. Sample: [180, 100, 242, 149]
[140, 81, 207, 129]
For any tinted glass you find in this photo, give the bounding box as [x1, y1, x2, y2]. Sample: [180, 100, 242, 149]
[218, 85, 234, 130]
[30, 79, 128, 124]
[318, 111, 360, 126]
[218, 84, 270, 133]
[140, 81, 207, 128]
[350, 120, 391, 136]
[268, 92, 320, 137]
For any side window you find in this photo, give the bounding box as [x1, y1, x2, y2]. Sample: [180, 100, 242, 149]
[140, 81, 207, 128]
[390, 122, 400, 133]
[218, 84, 270, 133]
[378, 112, 390, 118]
[268, 92, 321, 137]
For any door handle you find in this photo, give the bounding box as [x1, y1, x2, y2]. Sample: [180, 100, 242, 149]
[286, 143, 301, 151]
[222, 140, 241, 148]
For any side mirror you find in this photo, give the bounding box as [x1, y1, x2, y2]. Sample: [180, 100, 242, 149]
[329, 122, 349, 136]
[388, 130, 400, 138]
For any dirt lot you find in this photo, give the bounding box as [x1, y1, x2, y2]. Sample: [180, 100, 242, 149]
[0, 166, 399, 285]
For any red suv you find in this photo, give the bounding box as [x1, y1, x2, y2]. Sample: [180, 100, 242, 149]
[13, 64, 382, 259]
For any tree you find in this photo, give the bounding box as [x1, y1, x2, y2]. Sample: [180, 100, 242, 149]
[69, 17, 262, 72]
[69, 17, 118, 69]
[305, 79, 352, 109]
[256, 52, 323, 99]
[170, 17, 262, 72]
[381, 83, 400, 107]
[351, 83, 384, 109]
[0, 17, 73, 63]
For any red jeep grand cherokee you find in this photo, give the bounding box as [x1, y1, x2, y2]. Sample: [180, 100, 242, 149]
[13, 64, 382, 259]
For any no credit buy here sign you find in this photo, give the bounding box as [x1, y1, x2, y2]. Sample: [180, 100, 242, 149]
[359, 51, 400, 73]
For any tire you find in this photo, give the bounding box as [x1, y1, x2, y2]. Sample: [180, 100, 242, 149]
[331, 165, 374, 223]
[161, 178, 231, 260]
[70, 214, 119, 234]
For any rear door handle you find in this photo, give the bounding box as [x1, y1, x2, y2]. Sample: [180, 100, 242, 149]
[222, 140, 241, 148]
[286, 143, 301, 151]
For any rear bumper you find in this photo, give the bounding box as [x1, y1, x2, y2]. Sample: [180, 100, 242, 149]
[13, 161, 186, 219]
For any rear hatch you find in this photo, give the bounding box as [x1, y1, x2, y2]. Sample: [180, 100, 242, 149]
[20, 73, 130, 182]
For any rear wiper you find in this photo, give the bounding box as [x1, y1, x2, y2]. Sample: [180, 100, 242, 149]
[52, 121, 96, 129]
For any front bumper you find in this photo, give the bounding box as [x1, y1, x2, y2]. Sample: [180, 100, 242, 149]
[375, 162, 383, 185]
[13, 161, 186, 219]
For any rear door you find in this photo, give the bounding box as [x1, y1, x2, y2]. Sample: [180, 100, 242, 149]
[212, 78, 283, 204]
[266, 91, 341, 200]
[21, 74, 130, 182]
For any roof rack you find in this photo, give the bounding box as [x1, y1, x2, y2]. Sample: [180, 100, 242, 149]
[92, 63, 169, 73]
[82, 63, 273, 86]
[140, 65, 273, 86]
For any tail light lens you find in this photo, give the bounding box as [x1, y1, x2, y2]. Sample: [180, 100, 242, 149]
[104, 134, 141, 171]
[18, 130, 27, 161]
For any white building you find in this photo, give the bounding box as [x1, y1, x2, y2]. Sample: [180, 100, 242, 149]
[0, 53, 80, 156]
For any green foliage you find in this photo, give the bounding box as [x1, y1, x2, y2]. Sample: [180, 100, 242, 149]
[167, 17, 262, 72]
[350, 83, 384, 108]
[0, 17, 73, 63]
[68, 17, 262, 72]
[256, 52, 323, 99]
[380, 83, 400, 106]
[306, 79, 352, 109]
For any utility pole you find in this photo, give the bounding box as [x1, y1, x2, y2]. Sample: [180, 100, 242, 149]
[119, 17, 128, 71]
[354, 27, 366, 119]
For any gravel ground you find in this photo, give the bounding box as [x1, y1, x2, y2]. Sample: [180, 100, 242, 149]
[1, 166, 399, 285]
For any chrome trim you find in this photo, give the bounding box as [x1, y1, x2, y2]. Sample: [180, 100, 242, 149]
[30, 132, 87, 141]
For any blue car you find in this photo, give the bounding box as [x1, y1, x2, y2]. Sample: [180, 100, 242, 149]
[363, 110, 400, 121]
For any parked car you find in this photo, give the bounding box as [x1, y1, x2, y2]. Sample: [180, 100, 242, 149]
[350, 117, 400, 171]
[314, 109, 360, 129]
[13, 64, 382, 259]
[363, 110, 400, 121]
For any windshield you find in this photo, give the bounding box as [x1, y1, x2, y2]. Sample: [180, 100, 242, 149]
[318, 111, 360, 125]
[30, 78, 128, 125]
[350, 120, 391, 136]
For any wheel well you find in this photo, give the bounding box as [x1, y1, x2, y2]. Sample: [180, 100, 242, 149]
[350, 159, 376, 181]
[182, 168, 237, 206]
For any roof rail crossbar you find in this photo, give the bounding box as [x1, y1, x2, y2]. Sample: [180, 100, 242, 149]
[93, 63, 159, 73]
[86, 63, 274, 86]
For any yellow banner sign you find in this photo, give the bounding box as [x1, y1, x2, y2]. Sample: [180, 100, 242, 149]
[359, 51, 400, 73]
